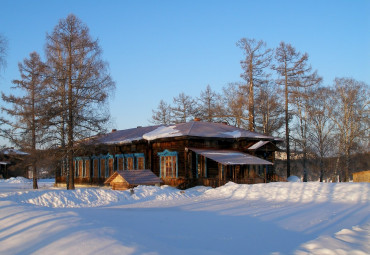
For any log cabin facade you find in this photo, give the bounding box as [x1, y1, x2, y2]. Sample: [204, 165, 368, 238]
[56, 121, 282, 188]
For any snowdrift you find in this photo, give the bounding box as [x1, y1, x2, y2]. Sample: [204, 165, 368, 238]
[1, 181, 368, 208]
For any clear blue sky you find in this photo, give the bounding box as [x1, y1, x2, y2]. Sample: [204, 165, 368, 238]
[0, 0, 369, 136]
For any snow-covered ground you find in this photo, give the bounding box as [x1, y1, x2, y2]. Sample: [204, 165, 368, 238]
[0, 178, 369, 254]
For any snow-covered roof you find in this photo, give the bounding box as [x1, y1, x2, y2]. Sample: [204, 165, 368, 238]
[91, 121, 279, 145]
[0, 148, 29, 155]
[188, 148, 273, 165]
[104, 170, 163, 185]
[248, 141, 271, 150]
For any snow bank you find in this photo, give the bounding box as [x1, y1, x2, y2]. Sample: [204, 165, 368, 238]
[0, 176, 31, 184]
[203, 182, 370, 204]
[287, 175, 301, 182]
[297, 223, 370, 254]
[1, 185, 207, 208]
[1, 181, 369, 208]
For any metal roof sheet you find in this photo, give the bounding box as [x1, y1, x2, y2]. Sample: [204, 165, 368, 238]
[90, 121, 279, 145]
[188, 147, 273, 165]
[104, 170, 162, 185]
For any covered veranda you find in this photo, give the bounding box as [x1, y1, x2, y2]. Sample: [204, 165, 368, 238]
[188, 148, 273, 187]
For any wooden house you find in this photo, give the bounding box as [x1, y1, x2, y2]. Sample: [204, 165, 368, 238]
[56, 121, 283, 188]
[0, 148, 29, 179]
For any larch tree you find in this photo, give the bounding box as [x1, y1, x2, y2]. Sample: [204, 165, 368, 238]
[197, 85, 222, 122]
[273, 41, 319, 178]
[151, 99, 173, 125]
[329, 78, 369, 182]
[45, 14, 115, 190]
[1, 52, 47, 189]
[254, 82, 284, 136]
[171, 92, 195, 123]
[237, 38, 272, 132]
[221, 82, 248, 128]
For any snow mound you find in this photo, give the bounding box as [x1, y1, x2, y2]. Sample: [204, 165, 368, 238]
[297, 223, 370, 254]
[204, 182, 370, 203]
[2, 185, 206, 208]
[287, 175, 301, 182]
[1, 182, 369, 208]
[2, 177, 31, 184]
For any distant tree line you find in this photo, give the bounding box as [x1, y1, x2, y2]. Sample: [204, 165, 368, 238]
[0, 14, 115, 189]
[151, 38, 369, 182]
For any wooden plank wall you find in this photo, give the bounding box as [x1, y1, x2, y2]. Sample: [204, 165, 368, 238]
[353, 170, 370, 182]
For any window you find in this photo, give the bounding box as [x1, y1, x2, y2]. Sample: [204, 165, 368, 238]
[137, 157, 144, 169]
[93, 159, 99, 177]
[107, 158, 114, 177]
[82, 159, 87, 178]
[127, 157, 133, 170]
[158, 150, 178, 178]
[118, 157, 124, 170]
[196, 154, 207, 178]
[134, 153, 145, 170]
[100, 159, 105, 177]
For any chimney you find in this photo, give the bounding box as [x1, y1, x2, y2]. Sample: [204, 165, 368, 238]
[111, 129, 117, 133]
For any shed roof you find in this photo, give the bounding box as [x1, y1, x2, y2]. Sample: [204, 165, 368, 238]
[188, 148, 273, 165]
[89, 121, 280, 145]
[0, 148, 29, 155]
[104, 170, 163, 185]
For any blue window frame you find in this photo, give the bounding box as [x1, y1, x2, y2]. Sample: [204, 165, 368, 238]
[115, 154, 124, 171]
[91, 155, 100, 177]
[158, 150, 178, 178]
[134, 153, 145, 169]
[125, 154, 134, 170]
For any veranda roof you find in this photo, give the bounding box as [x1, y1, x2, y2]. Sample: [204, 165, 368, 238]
[104, 170, 163, 185]
[188, 148, 273, 165]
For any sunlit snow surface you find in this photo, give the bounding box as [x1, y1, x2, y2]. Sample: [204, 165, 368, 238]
[0, 179, 369, 255]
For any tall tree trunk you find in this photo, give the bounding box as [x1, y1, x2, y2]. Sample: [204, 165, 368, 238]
[248, 77, 254, 132]
[285, 73, 290, 178]
[344, 148, 350, 182]
[67, 40, 74, 190]
[31, 83, 38, 189]
[32, 163, 38, 189]
[319, 157, 324, 182]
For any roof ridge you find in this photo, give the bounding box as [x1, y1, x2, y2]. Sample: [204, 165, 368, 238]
[186, 121, 196, 136]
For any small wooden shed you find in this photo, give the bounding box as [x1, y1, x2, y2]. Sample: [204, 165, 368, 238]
[353, 170, 370, 183]
[104, 170, 163, 190]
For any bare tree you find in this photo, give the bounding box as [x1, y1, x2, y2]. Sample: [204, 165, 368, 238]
[254, 82, 284, 135]
[237, 38, 272, 131]
[151, 99, 173, 125]
[329, 78, 369, 181]
[307, 86, 335, 182]
[1, 52, 48, 189]
[45, 14, 115, 189]
[171, 92, 195, 123]
[273, 41, 320, 178]
[221, 82, 248, 128]
[197, 85, 222, 122]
